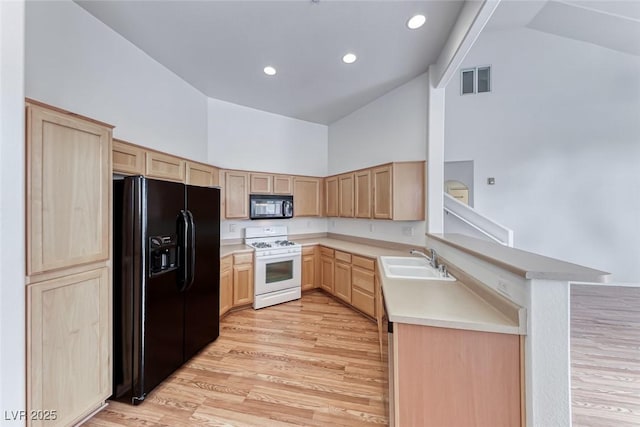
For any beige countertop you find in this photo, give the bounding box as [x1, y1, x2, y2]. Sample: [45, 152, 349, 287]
[292, 236, 411, 258]
[428, 233, 610, 282]
[220, 244, 253, 258]
[378, 264, 523, 335]
[291, 235, 523, 335]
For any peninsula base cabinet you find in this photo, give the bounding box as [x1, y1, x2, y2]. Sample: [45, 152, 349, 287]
[390, 323, 522, 427]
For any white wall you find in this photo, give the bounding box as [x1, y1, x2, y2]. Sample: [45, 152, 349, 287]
[328, 72, 429, 174]
[25, 0, 208, 160]
[445, 28, 640, 283]
[327, 72, 429, 245]
[1, 0, 26, 423]
[208, 98, 328, 176]
[207, 98, 329, 240]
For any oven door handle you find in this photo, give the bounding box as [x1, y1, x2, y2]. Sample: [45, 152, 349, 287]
[255, 253, 299, 261]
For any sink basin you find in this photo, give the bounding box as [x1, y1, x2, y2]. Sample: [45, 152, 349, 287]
[380, 256, 456, 281]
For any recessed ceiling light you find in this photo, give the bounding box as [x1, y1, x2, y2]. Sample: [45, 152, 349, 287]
[342, 53, 357, 64]
[407, 14, 426, 30]
[263, 66, 277, 76]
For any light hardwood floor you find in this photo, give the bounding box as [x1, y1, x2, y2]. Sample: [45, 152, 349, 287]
[86, 291, 389, 426]
[571, 285, 640, 427]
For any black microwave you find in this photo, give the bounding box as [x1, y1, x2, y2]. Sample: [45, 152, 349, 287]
[249, 194, 294, 220]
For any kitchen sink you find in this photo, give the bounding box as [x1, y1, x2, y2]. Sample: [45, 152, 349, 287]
[380, 256, 456, 281]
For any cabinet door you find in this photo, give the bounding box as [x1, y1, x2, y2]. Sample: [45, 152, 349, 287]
[293, 176, 322, 217]
[334, 261, 352, 303]
[372, 165, 393, 219]
[145, 150, 185, 182]
[225, 171, 249, 219]
[339, 173, 355, 217]
[302, 254, 316, 291]
[355, 169, 372, 218]
[27, 104, 111, 275]
[220, 257, 233, 316]
[27, 267, 111, 427]
[112, 139, 144, 175]
[391, 161, 426, 221]
[186, 161, 216, 187]
[273, 175, 293, 195]
[250, 173, 273, 194]
[320, 256, 335, 294]
[233, 263, 254, 306]
[325, 176, 338, 217]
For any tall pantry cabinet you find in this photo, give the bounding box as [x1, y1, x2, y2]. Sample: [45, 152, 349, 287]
[25, 100, 113, 426]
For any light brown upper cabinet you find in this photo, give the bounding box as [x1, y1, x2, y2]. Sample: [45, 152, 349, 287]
[250, 173, 293, 195]
[250, 173, 272, 194]
[372, 165, 393, 219]
[26, 102, 112, 276]
[338, 173, 355, 218]
[186, 161, 218, 187]
[146, 150, 185, 182]
[273, 175, 293, 194]
[112, 139, 144, 175]
[225, 170, 249, 219]
[355, 169, 372, 218]
[373, 161, 425, 221]
[293, 176, 322, 217]
[325, 176, 338, 217]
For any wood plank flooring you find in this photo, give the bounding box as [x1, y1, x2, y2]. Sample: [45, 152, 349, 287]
[86, 291, 389, 426]
[571, 285, 640, 427]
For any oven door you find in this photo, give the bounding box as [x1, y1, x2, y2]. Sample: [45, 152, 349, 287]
[254, 253, 301, 296]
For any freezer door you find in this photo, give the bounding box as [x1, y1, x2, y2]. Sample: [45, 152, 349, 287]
[141, 178, 187, 398]
[113, 177, 187, 404]
[184, 185, 221, 360]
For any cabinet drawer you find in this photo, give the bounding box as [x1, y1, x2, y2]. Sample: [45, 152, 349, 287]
[352, 266, 375, 293]
[233, 253, 253, 265]
[221, 255, 232, 271]
[302, 245, 316, 256]
[320, 247, 334, 258]
[335, 250, 351, 263]
[352, 255, 375, 270]
[352, 287, 375, 317]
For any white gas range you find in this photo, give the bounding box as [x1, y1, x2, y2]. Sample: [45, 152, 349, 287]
[245, 226, 302, 309]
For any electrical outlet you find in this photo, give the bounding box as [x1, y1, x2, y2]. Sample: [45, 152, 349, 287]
[306, 220, 312, 228]
[330, 220, 336, 228]
[229, 223, 237, 233]
[369, 223, 375, 232]
[402, 226, 414, 236]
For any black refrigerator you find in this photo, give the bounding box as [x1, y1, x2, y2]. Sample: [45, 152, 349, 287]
[113, 176, 220, 404]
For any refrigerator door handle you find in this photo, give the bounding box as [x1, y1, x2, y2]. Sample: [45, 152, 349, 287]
[178, 210, 190, 291]
[185, 210, 196, 291]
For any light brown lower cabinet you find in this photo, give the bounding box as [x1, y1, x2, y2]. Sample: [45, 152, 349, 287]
[301, 246, 318, 291]
[392, 323, 521, 427]
[27, 267, 111, 427]
[220, 256, 233, 316]
[351, 256, 376, 317]
[320, 247, 335, 294]
[334, 251, 352, 303]
[232, 253, 254, 306]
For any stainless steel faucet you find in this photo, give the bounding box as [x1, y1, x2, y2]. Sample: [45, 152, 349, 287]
[429, 248, 438, 269]
[409, 249, 438, 269]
